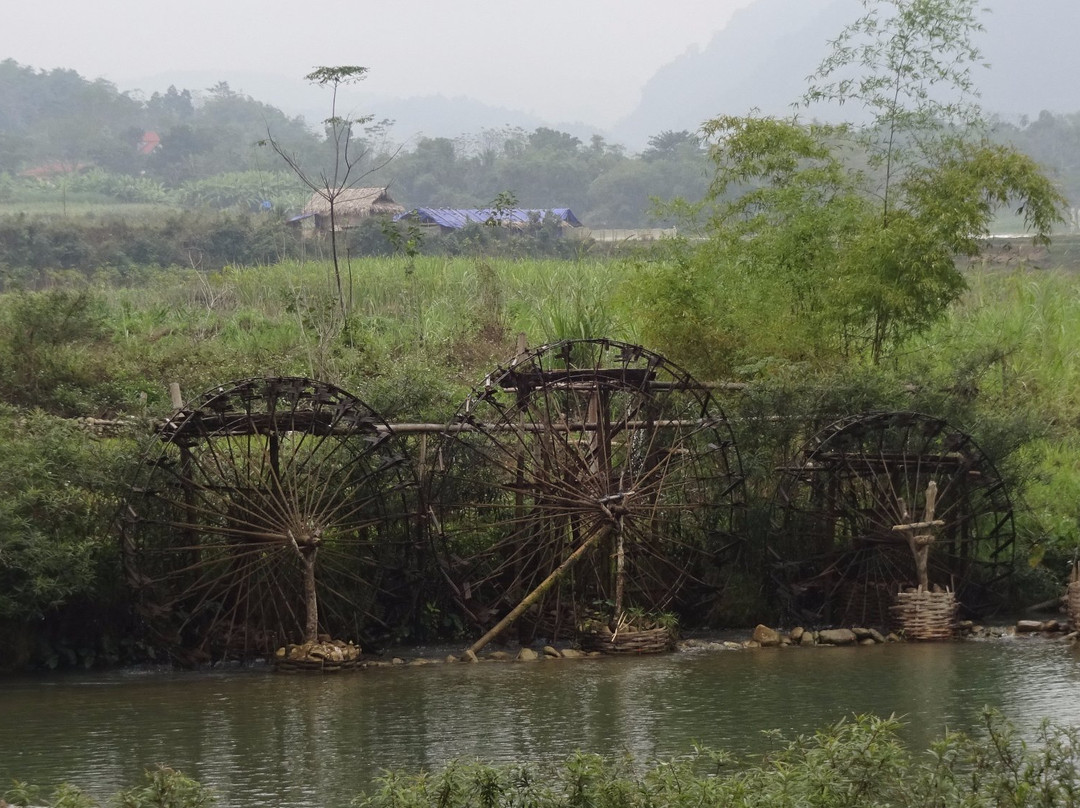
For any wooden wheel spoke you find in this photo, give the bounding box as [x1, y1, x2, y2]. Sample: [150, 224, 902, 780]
[772, 412, 1016, 623]
[126, 377, 418, 661]
[432, 340, 743, 646]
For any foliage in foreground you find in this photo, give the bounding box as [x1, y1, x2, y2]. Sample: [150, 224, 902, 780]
[349, 711, 1080, 808]
[5, 765, 215, 808]
[7, 712, 1080, 808]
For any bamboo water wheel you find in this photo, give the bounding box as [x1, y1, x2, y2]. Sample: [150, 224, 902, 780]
[121, 377, 418, 663]
[771, 412, 1015, 626]
[429, 339, 744, 651]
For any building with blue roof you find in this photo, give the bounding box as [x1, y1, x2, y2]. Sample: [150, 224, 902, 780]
[395, 207, 583, 233]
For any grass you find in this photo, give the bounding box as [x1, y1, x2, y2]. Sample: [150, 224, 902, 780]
[0, 198, 178, 217]
[900, 267, 1080, 553]
[914, 268, 1080, 424]
[4, 251, 1080, 566]
[33, 255, 633, 418]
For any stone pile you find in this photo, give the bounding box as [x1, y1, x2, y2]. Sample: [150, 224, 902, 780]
[680, 624, 893, 651]
[328, 645, 606, 670]
[1013, 618, 1078, 642]
[750, 624, 890, 647]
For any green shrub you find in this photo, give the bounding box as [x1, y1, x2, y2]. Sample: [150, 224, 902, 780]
[0, 407, 137, 668]
[114, 766, 216, 808]
[352, 712, 1080, 808]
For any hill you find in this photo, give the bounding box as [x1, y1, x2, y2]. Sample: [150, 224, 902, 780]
[613, 0, 1080, 148]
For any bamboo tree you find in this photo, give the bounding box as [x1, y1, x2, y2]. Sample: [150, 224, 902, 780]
[664, 0, 1067, 368]
[803, 0, 987, 227]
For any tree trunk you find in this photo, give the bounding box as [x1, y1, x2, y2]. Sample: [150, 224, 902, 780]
[302, 549, 319, 643]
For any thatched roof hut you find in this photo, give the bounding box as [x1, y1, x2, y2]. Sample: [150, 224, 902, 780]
[299, 187, 405, 229]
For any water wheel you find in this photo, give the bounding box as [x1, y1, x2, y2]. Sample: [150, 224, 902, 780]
[771, 411, 1015, 625]
[429, 339, 744, 646]
[122, 377, 417, 662]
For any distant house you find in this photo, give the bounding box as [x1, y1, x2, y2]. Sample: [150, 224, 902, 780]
[395, 207, 583, 234]
[292, 187, 405, 231]
[137, 131, 161, 156]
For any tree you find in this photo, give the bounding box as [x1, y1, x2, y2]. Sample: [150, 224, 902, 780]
[484, 190, 519, 227]
[632, 0, 1065, 371]
[803, 0, 988, 226]
[262, 66, 396, 323]
[642, 130, 702, 162]
[146, 85, 194, 126]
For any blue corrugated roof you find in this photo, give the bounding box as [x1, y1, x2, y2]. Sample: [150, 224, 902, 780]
[395, 207, 582, 229]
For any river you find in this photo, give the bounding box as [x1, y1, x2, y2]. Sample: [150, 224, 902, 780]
[2, 637, 1079, 807]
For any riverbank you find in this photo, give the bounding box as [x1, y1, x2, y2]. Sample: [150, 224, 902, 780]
[310, 615, 1080, 673]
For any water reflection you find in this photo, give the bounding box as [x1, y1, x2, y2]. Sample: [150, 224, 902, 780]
[2, 640, 1079, 808]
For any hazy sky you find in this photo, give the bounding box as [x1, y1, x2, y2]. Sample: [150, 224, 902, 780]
[4, 0, 758, 126]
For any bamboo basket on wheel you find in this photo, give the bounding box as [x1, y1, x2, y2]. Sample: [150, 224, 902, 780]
[578, 610, 677, 655]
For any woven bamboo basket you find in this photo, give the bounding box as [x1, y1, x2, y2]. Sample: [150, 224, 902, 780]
[890, 589, 957, 640]
[579, 626, 676, 655]
[274, 656, 363, 673]
[1068, 581, 1080, 628]
[273, 640, 363, 673]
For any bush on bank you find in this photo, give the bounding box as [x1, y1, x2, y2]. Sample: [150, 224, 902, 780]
[7, 712, 1080, 808]
[0, 407, 137, 670]
[354, 711, 1080, 808]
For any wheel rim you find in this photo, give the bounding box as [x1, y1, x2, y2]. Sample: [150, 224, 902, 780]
[772, 411, 1015, 625]
[430, 339, 744, 641]
[123, 377, 417, 660]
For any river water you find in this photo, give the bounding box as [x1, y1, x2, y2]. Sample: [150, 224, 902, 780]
[2, 638, 1079, 807]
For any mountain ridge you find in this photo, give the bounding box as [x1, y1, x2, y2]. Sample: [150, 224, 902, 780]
[119, 0, 1080, 152]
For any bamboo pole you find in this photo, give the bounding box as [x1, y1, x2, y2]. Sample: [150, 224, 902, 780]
[466, 522, 612, 656]
[613, 527, 626, 621]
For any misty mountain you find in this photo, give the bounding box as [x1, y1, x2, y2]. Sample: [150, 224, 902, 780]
[124, 69, 602, 147]
[611, 0, 854, 147]
[122, 0, 1080, 154]
[357, 94, 605, 146]
[612, 0, 1080, 148]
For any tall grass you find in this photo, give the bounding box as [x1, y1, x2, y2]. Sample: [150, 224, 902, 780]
[907, 268, 1080, 552]
[208, 255, 634, 351]
[66, 255, 631, 415]
[930, 269, 1080, 416]
[6, 256, 1080, 553]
